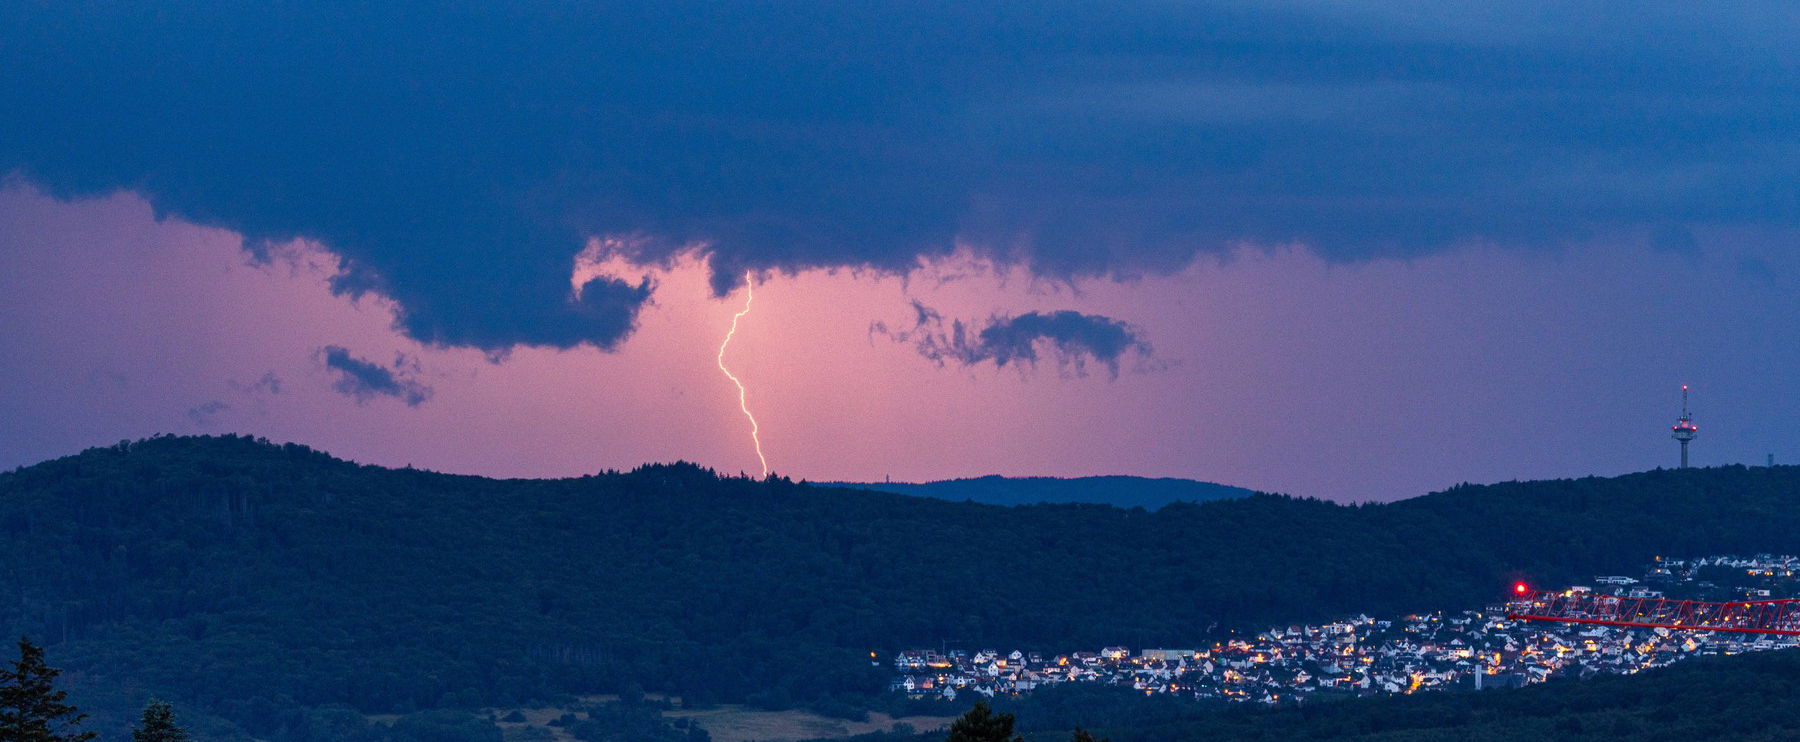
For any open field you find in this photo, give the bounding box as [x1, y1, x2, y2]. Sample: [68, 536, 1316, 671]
[482, 696, 954, 742]
[664, 707, 956, 742]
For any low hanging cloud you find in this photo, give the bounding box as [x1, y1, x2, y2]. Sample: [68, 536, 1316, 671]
[185, 400, 230, 427]
[230, 371, 284, 396]
[874, 301, 1152, 378]
[4, 3, 1796, 354]
[319, 346, 433, 407]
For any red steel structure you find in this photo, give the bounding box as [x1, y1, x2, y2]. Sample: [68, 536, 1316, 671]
[1506, 590, 1800, 635]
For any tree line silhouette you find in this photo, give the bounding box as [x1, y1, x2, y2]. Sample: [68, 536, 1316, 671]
[0, 637, 187, 742]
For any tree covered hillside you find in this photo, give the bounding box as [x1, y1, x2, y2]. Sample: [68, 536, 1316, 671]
[2, 435, 1798, 739]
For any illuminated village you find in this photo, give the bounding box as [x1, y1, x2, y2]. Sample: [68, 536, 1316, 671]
[889, 554, 1800, 705]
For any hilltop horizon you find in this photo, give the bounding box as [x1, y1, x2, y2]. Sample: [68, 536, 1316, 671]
[12, 432, 1757, 507]
[826, 474, 1257, 510]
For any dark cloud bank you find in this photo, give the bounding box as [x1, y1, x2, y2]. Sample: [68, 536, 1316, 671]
[3, 2, 1795, 354]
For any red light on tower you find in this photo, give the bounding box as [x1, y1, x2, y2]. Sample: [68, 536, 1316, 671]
[1513, 582, 1529, 596]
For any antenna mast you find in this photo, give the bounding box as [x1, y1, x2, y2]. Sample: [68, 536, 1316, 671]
[1671, 385, 1698, 468]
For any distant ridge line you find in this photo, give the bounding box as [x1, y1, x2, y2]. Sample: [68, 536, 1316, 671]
[822, 474, 1255, 510]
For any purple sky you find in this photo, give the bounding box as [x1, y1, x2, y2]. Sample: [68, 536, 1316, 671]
[3, 183, 1795, 501]
[3, 3, 1797, 500]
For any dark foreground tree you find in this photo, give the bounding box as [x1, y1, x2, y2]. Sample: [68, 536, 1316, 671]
[1069, 728, 1108, 742]
[132, 700, 191, 742]
[0, 638, 95, 742]
[945, 701, 1022, 742]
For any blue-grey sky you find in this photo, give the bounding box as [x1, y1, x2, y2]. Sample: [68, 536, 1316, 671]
[1, 2, 1796, 498]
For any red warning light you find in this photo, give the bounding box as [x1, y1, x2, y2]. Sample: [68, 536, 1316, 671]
[1513, 582, 1529, 595]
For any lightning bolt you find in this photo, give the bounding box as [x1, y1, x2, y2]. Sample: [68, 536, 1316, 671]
[716, 270, 768, 477]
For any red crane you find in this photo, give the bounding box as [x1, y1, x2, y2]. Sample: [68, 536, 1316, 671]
[1506, 589, 1800, 635]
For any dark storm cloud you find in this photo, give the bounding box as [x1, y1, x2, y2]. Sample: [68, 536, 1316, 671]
[319, 346, 433, 407]
[3, 3, 1795, 352]
[875, 302, 1151, 377]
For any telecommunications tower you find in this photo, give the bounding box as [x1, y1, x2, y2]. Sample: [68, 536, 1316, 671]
[1671, 385, 1697, 468]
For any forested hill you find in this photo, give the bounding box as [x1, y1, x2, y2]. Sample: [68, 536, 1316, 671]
[825, 475, 1251, 509]
[4, 435, 1800, 740]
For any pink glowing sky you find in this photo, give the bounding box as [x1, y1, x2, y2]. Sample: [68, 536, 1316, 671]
[3, 183, 1797, 501]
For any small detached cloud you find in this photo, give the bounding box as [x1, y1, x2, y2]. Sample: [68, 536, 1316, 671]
[874, 301, 1153, 378]
[319, 346, 433, 407]
[230, 371, 283, 396]
[186, 400, 230, 427]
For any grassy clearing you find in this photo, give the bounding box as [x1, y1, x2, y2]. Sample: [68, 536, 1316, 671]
[479, 697, 953, 742]
[664, 707, 956, 742]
